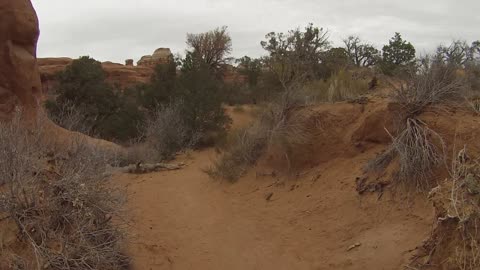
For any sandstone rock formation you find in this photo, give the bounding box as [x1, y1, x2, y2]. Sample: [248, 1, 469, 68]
[137, 48, 173, 67]
[38, 58, 154, 92]
[0, 0, 122, 151]
[38, 48, 174, 92]
[38, 57, 73, 96]
[0, 0, 42, 120]
[101, 61, 152, 88]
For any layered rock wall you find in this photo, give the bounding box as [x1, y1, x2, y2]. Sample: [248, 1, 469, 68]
[38, 48, 175, 91]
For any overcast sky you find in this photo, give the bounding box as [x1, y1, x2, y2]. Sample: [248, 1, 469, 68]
[31, 0, 480, 64]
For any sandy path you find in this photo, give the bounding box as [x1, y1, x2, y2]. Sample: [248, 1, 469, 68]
[117, 149, 433, 270]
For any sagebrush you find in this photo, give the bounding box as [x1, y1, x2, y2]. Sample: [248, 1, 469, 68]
[0, 113, 128, 270]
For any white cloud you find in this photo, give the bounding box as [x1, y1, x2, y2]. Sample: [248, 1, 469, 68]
[31, 0, 480, 63]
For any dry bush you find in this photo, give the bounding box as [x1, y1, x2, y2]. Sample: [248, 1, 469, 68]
[303, 70, 370, 103]
[392, 61, 467, 116]
[365, 119, 446, 190]
[367, 61, 466, 190]
[465, 61, 480, 93]
[46, 100, 93, 135]
[141, 101, 199, 162]
[0, 113, 128, 270]
[390, 118, 446, 189]
[449, 148, 480, 270]
[418, 147, 480, 270]
[207, 90, 313, 181]
[206, 123, 268, 181]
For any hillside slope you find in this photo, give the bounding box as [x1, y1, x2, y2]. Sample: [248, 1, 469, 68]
[116, 100, 479, 270]
[117, 148, 433, 270]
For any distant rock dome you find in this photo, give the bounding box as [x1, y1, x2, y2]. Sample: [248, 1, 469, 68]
[137, 48, 173, 67]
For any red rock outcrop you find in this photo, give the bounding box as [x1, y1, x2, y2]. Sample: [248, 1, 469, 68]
[38, 57, 73, 96]
[101, 62, 153, 88]
[38, 58, 155, 92]
[0, 0, 42, 120]
[0, 0, 122, 151]
[37, 48, 174, 91]
[137, 48, 173, 67]
[37, 47, 248, 93]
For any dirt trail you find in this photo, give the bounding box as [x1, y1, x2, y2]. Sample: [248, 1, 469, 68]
[117, 147, 434, 270]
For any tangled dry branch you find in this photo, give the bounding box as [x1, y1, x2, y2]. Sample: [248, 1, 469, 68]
[388, 118, 446, 189]
[0, 114, 129, 270]
[392, 62, 467, 117]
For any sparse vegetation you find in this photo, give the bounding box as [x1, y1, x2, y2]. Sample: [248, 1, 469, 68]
[142, 101, 199, 162]
[366, 58, 468, 190]
[137, 57, 177, 111]
[0, 113, 128, 270]
[186, 26, 233, 76]
[343, 35, 380, 68]
[435, 40, 480, 67]
[45, 100, 93, 135]
[207, 90, 312, 181]
[409, 147, 480, 269]
[46, 56, 144, 142]
[261, 23, 331, 90]
[392, 58, 467, 116]
[389, 118, 446, 189]
[14, 10, 480, 270]
[206, 123, 268, 181]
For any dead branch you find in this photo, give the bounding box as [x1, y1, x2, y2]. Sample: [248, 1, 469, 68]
[118, 162, 186, 174]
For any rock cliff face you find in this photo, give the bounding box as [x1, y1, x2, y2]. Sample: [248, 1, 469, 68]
[38, 57, 73, 96]
[38, 48, 175, 91]
[38, 58, 155, 92]
[0, 0, 42, 120]
[0, 0, 121, 150]
[101, 62, 153, 88]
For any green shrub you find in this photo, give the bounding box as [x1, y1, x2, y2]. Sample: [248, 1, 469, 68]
[380, 32, 416, 76]
[175, 59, 231, 144]
[46, 56, 144, 142]
[137, 59, 177, 111]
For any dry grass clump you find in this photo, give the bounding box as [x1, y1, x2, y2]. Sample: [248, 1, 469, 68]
[0, 113, 128, 270]
[469, 98, 480, 114]
[303, 69, 370, 103]
[46, 101, 93, 135]
[206, 123, 268, 181]
[412, 147, 480, 269]
[207, 90, 313, 181]
[138, 101, 199, 162]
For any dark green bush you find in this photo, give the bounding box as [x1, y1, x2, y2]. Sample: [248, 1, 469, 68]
[46, 56, 144, 142]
